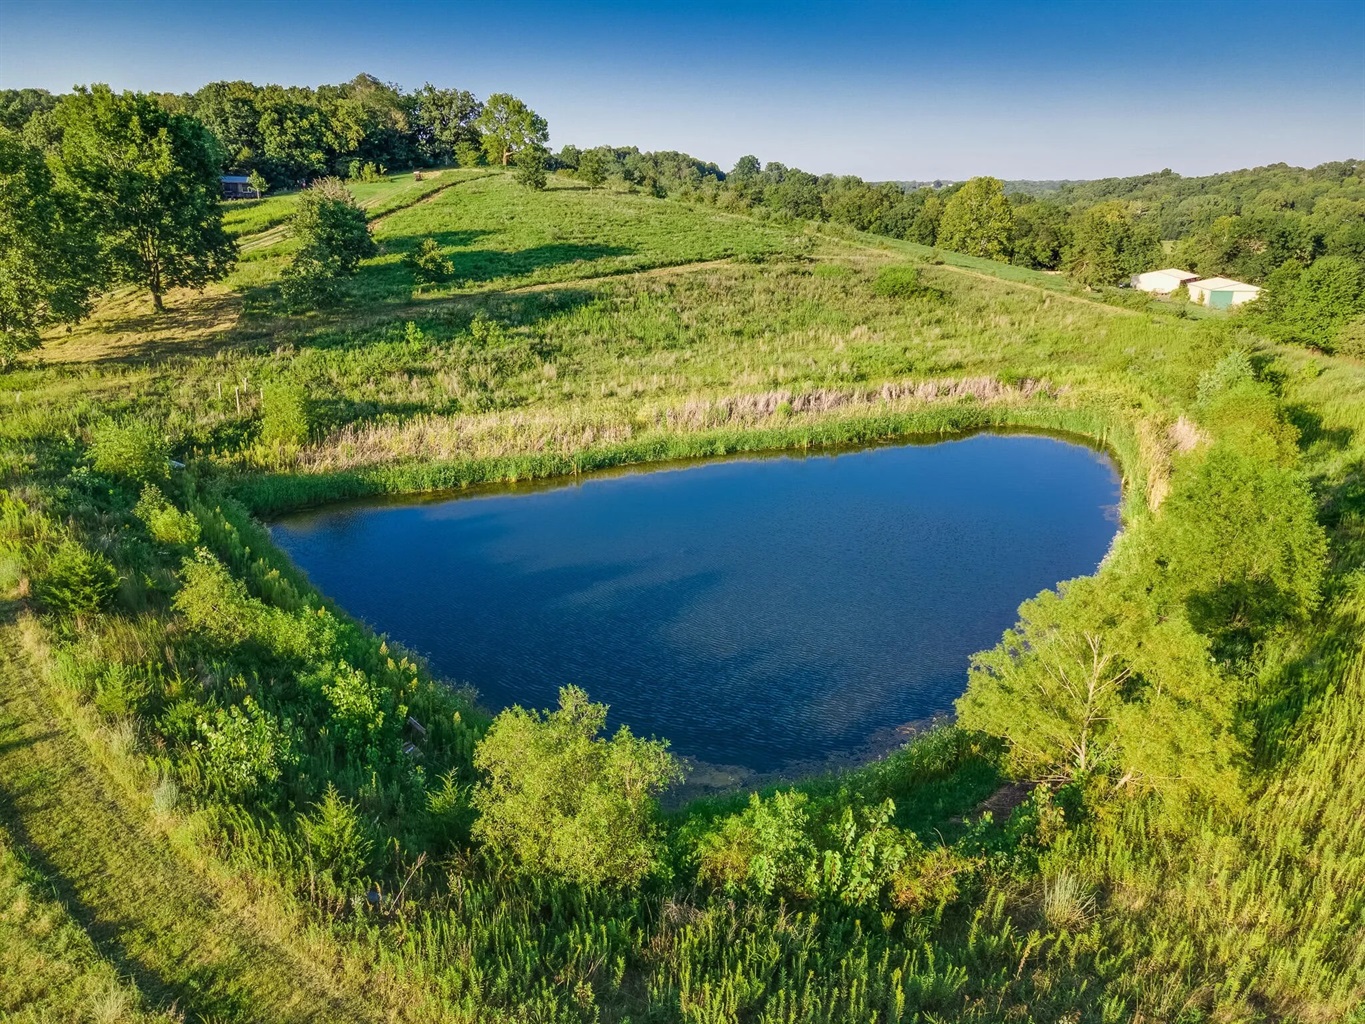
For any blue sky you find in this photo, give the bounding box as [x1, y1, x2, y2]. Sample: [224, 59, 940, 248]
[2, 0, 1361, 180]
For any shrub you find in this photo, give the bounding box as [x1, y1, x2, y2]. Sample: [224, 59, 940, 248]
[305, 660, 388, 752]
[468, 311, 506, 346]
[1196, 350, 1257, 406]
[36, 540, 118, 615]
[873, 264, 924, 299]
[299, 784, 374, 888]
[172, 549, 259, 646]
[453, 141, 483, 168]
[404, 237, 454, 285]
[260, 381, 313, 448]
[514, 146, 548, 191]
[88, 420, 169, 482]
[282, 178, 376, 310]
[472, 686, 680, 886]
[93, 662, 152, 719]
[349, 161, 386, 183]
[195, 696, 294, 800]
[134, 484, 201, 546]
[697, 790, 816, 898]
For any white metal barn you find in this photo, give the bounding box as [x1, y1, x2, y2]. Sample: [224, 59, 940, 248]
[1131, 268, 1199, 294]
[1187, 277, 1262, 309]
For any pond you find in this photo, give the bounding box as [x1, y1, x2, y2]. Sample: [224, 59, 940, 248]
[271, 434, 1121, 776]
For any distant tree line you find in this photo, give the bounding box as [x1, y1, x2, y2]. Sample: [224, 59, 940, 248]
[1, 75, 549, 190]
[546, 146, 1365, 350]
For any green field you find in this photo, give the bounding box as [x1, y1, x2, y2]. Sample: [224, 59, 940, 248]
[3, 169, 1364, 1022]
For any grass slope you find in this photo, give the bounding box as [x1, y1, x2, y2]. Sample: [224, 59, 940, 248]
[0, 617, 401, 1023]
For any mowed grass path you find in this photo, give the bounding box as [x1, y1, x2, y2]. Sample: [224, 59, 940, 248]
[0, 620, 388, 1024]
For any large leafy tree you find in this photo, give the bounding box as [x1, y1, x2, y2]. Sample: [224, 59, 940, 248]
[472, 686, 679, 886]
[0, 129, 102, 366]
[280, 177, 377, 308]
[937, 176, 1014, 260]
[412, 84, 483, 165]
[188, 80, 265, 171]
[51, 86, 235, 312]
[958, 575, 1246, 806]
[1062, 200, 1161, 287]
[1252, 255, 1365, 350]
[1010, 199, 1071, 269]
[475, 93, 548, 167]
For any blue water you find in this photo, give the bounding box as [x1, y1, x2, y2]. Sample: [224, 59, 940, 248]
[271, 435, 1120, 773]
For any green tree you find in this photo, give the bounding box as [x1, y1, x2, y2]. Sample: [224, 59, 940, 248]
[937, 177, 1014, 260]
[404, 236, 454, 284]
[1141, 443, 1328, 654]
[475, 93, 548, 167]
[513, 145, 548, 191]
[958, 577, 1139, 782]
[50, 86, 236, 312]
[1062, 200, 1161, 287]
[0, 88, 58, 132]
[281, 177, 376, 308]
[472, 686, 680, 885]
[1010, 199, 1071, 269]
[1252, 255, 1365, 349]
[730, 154, 761, 180]
[0, 129, 101, 367]
[246, 169, 269, 199]
[299, 784, 374, 889]
[412, 84, 482, 165]
[577, 147, 609, 189]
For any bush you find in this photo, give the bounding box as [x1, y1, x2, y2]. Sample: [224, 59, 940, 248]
[260, 381, 313, 448]
[88, 420, 169, 482]
[282, 178, 376, 310]
[514, 146, 548, 191]
[36, 540, 118, 615]
[93, 662, 152, 719]
[195, 696, 294, 800]
[453, 141, 483, 168]
[472, 686, 680, 886]
[404, 237, 454, 285]
[280, 252, 343, 311]
[348, 160, 386, 183]
[172, 549, 259, 646]
[872, 264, 924, 299]
[134, 484, 200, 546]
[697, 790, 816, 898]
[299, 784, 374, 888]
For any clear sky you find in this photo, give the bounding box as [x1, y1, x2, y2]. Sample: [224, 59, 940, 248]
[2, 0, 1362, 181]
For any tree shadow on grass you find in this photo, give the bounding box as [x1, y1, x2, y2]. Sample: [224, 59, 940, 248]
[352, 241, 637, 305]
[457, 242, 635, 284]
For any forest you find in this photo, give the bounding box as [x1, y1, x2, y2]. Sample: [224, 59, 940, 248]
[1, 72, 1364, 1023]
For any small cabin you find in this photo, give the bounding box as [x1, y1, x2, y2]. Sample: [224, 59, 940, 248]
[1131, 268, 1199, 295]
[1187, 276, 1261, 310]
[220, 175, 256, 200]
